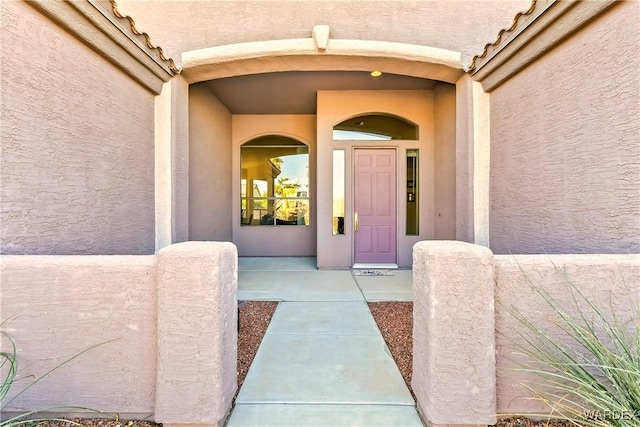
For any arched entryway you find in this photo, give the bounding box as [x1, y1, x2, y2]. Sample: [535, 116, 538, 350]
[156, 35, 491, 265]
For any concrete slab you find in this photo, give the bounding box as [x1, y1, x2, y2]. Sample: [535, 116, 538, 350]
[267, 301, 379, 335]
[239, 257, 317, 271]
[235, 333, 414, 405]
[226, 404, 423, 426]
[353, 270, 413, 301]
[238, 270, 363, 301]
[352, 263, 398, 269]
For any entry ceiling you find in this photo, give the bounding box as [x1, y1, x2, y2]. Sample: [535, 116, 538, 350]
[206, 71, 439, 115]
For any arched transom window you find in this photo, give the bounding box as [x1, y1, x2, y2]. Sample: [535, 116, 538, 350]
[333, 113, 418, 140]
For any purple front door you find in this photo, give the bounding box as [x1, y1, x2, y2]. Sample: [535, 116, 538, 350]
[354, 149, 397, 264]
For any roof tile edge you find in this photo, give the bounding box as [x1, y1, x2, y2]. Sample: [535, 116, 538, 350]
[109, 0, 181, 74]
[467, 0, 539, 72]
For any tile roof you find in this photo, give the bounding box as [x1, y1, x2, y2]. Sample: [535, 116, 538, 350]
[109, 0, 180, 74]
[467, 0, 539, 72]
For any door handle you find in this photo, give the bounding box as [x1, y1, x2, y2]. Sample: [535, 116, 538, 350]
[354, 212, 358, 232]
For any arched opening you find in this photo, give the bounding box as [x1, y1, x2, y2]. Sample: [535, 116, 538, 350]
[240, 135, 310, 227]
[181, 38, 464, 84]
[333, 113, 419, 140]
[182, 38, 462, 262]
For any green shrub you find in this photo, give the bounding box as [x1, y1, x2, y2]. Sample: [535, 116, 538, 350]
[504, 273, 640, 426]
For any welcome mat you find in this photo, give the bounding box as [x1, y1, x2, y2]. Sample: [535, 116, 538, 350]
[352, 269, 394, 276]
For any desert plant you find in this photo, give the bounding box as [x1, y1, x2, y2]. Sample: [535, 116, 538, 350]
[504, 270, 640, 426]
[1, 327, 118, 426]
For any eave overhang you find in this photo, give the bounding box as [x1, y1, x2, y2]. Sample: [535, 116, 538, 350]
[468, 0, 618, 92]
[26, 0, 179, 95]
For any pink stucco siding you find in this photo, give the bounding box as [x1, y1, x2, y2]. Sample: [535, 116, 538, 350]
[433, 83, 457, 240]
[0, 255, 157, 416]
[116, 0, 529, 64]
[494, 254, 639, 415]
[0, 243, 238, 423]
[489, 2, 640, 254]
[189, 83, 233, 241]
[1, 1, 156, 255]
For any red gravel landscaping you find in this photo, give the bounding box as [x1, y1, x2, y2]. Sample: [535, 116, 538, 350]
[368, 301, 414, 397]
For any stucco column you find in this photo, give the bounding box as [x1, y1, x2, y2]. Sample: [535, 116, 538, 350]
[155, 76, 189, 252]
[155, 242, 238, 427]
[455, 75, 491, 247]
[412, 240, 496, 426]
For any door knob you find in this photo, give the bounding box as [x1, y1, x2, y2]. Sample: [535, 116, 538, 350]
[354, 212, 359, 232]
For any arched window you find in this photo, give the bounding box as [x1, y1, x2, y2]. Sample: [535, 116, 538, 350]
[240, 135, 309, 226]
[333, 113, 418, 140]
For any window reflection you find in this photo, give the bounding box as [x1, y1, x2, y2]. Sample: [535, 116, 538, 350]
[241, 136, 310, 226]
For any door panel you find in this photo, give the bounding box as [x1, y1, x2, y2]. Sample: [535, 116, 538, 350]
[354, 149, 397, 264]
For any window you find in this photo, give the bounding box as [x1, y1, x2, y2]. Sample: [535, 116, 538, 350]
[406, 149, 419, 235]
[241, 136, 310, 226]
[332, 150, 345, 235]
[333, 114, 418, 140]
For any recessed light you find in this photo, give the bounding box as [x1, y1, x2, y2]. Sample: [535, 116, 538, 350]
[370, 71, 382, 77]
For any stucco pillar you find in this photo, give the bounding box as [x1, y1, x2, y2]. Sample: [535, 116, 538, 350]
[155, 242, 238, 427]
[455, 75, 491, 247]
[412, 241, 496, 426]
[155, 76, 189, 252]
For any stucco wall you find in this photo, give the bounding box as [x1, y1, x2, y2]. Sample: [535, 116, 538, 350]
[455, 75, 474, 243]
[0, 243, 238, 424]
[412, 241, 496, 426]
[0, 1, 155, 255]
[155, 242, 237, 425]
[0, 255, 157, 417]
[433, 83, 456, 240]
[494, 254, 639, 415]
[116, 0, 529, 65]
[189, 83, 233, 241]
[489, 2, 640, 254]
[411, 242, 639, 421]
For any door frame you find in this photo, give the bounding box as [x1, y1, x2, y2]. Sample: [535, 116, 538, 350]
[316, 90, 435, 269]
[351, 146, 398, 266]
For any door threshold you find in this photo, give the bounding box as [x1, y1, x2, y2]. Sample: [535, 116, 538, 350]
[352, 263, 398, 269]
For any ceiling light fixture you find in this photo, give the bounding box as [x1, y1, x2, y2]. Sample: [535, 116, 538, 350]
[370, 71, 382, 77]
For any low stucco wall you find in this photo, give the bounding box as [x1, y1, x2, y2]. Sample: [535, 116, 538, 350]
[412, 242, 639, 424]
[0, 256, 158, 416]
[412, 241, 496, 426]
[0, 242, 237, 426]
[494, 254, 639, 416]
[156, 242, 238, 426]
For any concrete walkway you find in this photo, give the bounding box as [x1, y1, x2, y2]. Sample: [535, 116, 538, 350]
[226, 258, 422, 426]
